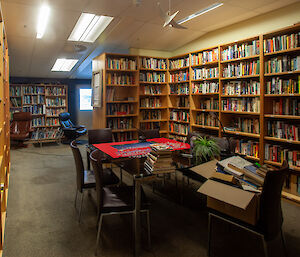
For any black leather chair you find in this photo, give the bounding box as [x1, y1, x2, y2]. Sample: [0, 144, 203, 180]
[70, 141, 119, 223]
[59, 112, 87, 143]
[90, 149, 151, 256]
[208, 161, 289, 257]
[138, 129, 160, 140]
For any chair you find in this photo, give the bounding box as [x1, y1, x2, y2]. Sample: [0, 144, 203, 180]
[89, 149, 151, 256]
[208, 161, 289, 257]
[70, 141, 119, 222]
[59, 112, 87, 143]
[10, 112, 34, 147]
[139, 129, 160, 140]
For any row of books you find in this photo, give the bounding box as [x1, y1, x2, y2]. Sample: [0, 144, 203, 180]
[222, 60, 260, 77]
[140, 85, 162, 95]
[267, 121, 299, 141]
[107, 73, 136, 85]
[169, 134, 188, 142]
[225, 117, 260, 134]
[107, 118, 133, 130]
[46, 98, 66, 107]
[169, 122, 188, 135]
[173, 96, 190, 108]
[264, 55, 300, 74]
[46, 118, 60, 126]
[265, 144, 300, 168]
[195, 112, 219, 127]
[10, 97, 21, 107]
[113, 132, 134, 142]
[190, 48, 219, 65]
[169, 83, 189, 94]
[169, 71, 189, 82]
[271, 98, 300, 116]
[221, 40, 260, 61]
[223, 80, 260, 95]
[265, 77, 300, 94]
[169, 57, 189, 69]
[46, 108, 66, 116]
[234, 140, 259, 158]
[139, 72, 166, 83]
[198, 98, 219, 110]
[106, 57, 136, 70]
[140, 97, 161, 108]
[10, 87, 21, 96]
[32, 117, 45, 127]
[192, 82, 219, 94]
[192, 67, 219, 80]
[31, 128, 63, 140]
[140, 57, 167, 70]
[106, 104, 134, 115]
[222, 98, 260, 112]
[23, 95, 45, 105]
[106, 88, 116, 101]
[264, 32, 300, 53]
[140, 122, 160, 130]
[170, 110, 190, 122]
[23, 105, 46, 115]
[23, 86, 45, 95]
[45, 87, 66, 96]
[141, 110, 162, 120]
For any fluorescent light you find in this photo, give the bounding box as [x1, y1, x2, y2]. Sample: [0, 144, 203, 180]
[68, 13, 113, 43]
[36, 4, 50, 39]
[178, 3, 223, 25]
[51, 59, 78, 72]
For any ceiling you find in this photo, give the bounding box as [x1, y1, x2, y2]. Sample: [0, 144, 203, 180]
[2, 0, 299, 79]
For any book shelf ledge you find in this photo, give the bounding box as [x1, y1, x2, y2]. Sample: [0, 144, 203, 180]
[264, 47, 300, 56]
[139, 107, 165, 110]
[169, 66, 189, 71]
[282, 192, 300, 205]
[140, 119, 168, 123]
[191, 61, 219, 68]
[106, 84, 138, 87]
[170, 120, 190, 124]
[264, 70, 300, 76]
[264, 136, 300, 145]
[169, 107, 190, 110]
[221, 94, 260, 98]
[265, 94, 300, 97]
[46, 95, 66, 97]
[221, 111, 260, 115]
[264, 114, 300, 119]
[139, 68, 167, 72]
[169, 131, 188, 136]
[220, 55, 260, 63]
[191, 77, 219, 82]
[140, 94, 167, 97]
[191, 124, 219, 130]
[193, 109, 219, 112]
[225, 130, 260, 138]
[106, 68, 138, 72]
[221, 74, 260, 80]
[264, 160, 300, 173]
[139, 81, 167, 84]
[191, 92, 219, 96]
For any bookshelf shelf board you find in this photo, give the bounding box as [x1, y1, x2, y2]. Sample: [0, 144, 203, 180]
[191, 61, 219, 68]
[264, 47, 300, 56]
[193, 109, 219, 112]
[265, 71, 300, 76]
[220, 55, 260, 63]
[191, 77, 219, 82]
[169, 94, 189, 97]
[169, 66, 189, 72]
[46, 106, 66, 108]
[244, 155, 260, 161]
[191, 93, 219, 96]
[169, 80, 189, 84]
[264, 94, 300, 97]
[169, 131, 188, 136]
[106, 114, 138, 117]
[23, 93, 45, 96]
[221, 111, 260, 115]
[170, 120, 190, 124]
[264, 160, 300, 172]
[46, 95, 66, 97]
[106, 84, 138, 87]
[282, 192, 300, 204]
[139, 81, 167, 84]
[169, 107, 190, 110]
[264, 136, 300, 145]
[191, 124, 219, 131]
[23, 103, 44, 106]
[0, 128, 2, 134]
[140, 119, 167, 123]
[106, 68, 138, 72]
[221, 94, 260, 98]
[264, 114, 300, 119]
[225, 130, 260, 138]
[220, 75, 260, 80]
[139, 68, 167, 72]
[159, 130, 168, 134]
[139, 107, 165, 109]
[140, 94, 167, 97]
[111, 129, 137, 133]
[107, 100, 138, 103]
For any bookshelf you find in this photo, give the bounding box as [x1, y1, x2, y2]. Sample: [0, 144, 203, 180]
[0, 5, 10, 255]
[138, 56, 169, 136]
[10, 84, 68, 144]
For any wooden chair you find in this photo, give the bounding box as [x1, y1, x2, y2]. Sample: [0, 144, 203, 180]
[208, 161, 289, 257]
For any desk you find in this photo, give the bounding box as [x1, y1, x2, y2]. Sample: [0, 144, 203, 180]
[92, 138, 190, 256]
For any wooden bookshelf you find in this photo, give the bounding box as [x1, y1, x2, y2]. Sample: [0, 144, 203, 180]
[10, 84, 68, 144]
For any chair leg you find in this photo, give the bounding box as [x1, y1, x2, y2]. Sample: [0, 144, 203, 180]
[95, 214, 104, 256]
[281, 229, 288, 257]
[74, 190, 78, 208]
[262, 236, 268, 257]
[78, 192, 84, 223]
[120, 168, 123, 184]
[207, 213, 212, 257]
[146, 210, 151, 249]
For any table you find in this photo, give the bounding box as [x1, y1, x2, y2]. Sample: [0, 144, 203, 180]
[92, 138, 190, 256]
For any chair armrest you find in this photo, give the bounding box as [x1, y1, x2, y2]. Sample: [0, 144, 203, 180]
[63, 127, 77, 131]
[74, 125, 85, 129]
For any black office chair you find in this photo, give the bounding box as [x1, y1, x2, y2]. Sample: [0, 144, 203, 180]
[207, 161, 289, 257]
[89, 149, 151, 256]
[59, 112, 87, 143]
[139, 129, 160, 140]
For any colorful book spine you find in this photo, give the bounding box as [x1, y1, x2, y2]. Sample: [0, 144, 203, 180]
[139, 72, 166, 83]
[265, 55, 300, 74]
[140, 58, 167, 69]
[267, 121, 299, 141]
[169, 83, 189, 95]
[191, 48, 219, 65]
[265, 76, 300, 94]
[106, 57, 136, 70]
[223, 60, 260, 77]
[169, 122, 188, 135]
[223, 80, 260, 95]
[222, 40, 260, 61]
[140, 97, 161, 108]
[264, 32, 300, 53]
[169, 57, 189, 69]
[193, 67, 219, 80]
[192, 82, 219, 94]
[235, 140, 259, 158]
[141, 85, 162, 95]
[106, 103, 134, 115]
[222, 98, 260, 112]
[107, 118, 133, 129]
[271, 98, 300, 116]
[141, 110, 162, 120]
[169, 71, 189, 82]
[107, 73, 136, 85]
[195, 113, 219, 127]
[226, 117, 260, 134]
[198, 98, 219, 110]
[265, 144, 300, 167]
[169, 110, 190, 122]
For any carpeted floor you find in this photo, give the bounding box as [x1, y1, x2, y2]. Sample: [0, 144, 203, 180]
[3, 143, 300, 257]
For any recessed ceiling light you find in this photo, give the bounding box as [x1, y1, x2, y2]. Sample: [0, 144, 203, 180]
[177, 3, 223, 25]
[68, 13, 114, 43]
[51, 58, 78, 72]
[36, 4, 50, 39]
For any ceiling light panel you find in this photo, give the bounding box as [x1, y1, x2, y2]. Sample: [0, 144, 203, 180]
[36, 4, 50, 39]
[68, 13, 114, 43]
[51, 59, 78, 72]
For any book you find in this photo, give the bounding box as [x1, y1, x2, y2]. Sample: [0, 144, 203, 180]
[217, 156, 252, 177]
[242, 165, 264, 186]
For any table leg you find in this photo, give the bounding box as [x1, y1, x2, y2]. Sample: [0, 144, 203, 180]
[133, 179, 141, 257]
[87, 150, 90, 170]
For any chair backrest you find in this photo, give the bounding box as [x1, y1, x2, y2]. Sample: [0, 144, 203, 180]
[59, 112, 74, 129]
[139, 129, 160, 139]
[10, 112, 32, 136]
[259, 161, 288, 240]
[70, 140, 84, 192]
[88, 128, 113, 144]
[89, 150, 104, 212]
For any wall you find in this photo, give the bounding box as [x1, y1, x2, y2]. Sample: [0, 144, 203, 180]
[173, 2, 300, 55]
[129, 47, 172, 58]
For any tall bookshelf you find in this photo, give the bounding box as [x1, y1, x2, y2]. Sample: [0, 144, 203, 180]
[10, 84, 68, 144]
[92, 53, 139, 141]
[168, 54, 190, 141]
[138, 56, 169, 136]
[0, 5, 10, 255]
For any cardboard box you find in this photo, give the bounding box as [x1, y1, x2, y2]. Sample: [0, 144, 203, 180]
[193, 160, 260, 226]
